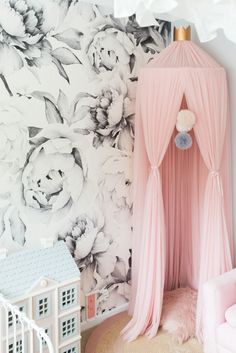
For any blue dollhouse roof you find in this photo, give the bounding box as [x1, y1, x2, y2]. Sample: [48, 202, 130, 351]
[0, 241, 80, 300]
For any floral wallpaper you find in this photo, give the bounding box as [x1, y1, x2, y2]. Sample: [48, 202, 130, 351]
[0, 0, 170, 320]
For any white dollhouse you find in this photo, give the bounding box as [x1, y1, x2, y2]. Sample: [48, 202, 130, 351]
[0, 241, 81, 353]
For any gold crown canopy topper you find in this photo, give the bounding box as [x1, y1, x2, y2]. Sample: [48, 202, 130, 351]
[174, 26, 191, 41]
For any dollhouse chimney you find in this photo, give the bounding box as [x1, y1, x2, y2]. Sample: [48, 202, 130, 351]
[40, 237, 54, 248]
[0, 248, 8, 259]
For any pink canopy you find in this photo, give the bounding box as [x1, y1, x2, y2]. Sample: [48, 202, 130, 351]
[122, 41, 234, 343]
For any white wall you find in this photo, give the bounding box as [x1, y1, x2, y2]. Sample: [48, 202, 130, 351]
[173, 21, 236, 253]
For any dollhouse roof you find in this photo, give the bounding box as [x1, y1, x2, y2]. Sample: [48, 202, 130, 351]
[0, 241, 80, 300]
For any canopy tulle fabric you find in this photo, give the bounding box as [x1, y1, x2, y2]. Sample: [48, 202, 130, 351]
[122, 41, 234, 351]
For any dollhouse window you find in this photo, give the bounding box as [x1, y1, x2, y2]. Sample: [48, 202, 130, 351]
[60, 285, 77, 310]
[60, 343, 79, 353]
[61, 347, 77, 353]
[8, 339, 23, 353]
[39, 297, 49, 316]
[61, 315, 77, 340]
[8, 306, 24, 328]
[38, 327, 51, 349]
[36, 294, 51, 319]
[43, 328, 49, 346]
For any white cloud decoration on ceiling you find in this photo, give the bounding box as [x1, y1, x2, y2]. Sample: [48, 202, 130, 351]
[81, 0, 236, 43]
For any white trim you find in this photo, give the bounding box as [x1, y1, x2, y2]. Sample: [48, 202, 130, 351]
[9, 277, 80, 304]
[27, 276, 58, 295]
[58, 306, 81, 319]
[29, 294, 34, 353]
[59, 335, 81, 349]
[55, 286, 59, 352]
[81, 303, 129, 332]
[59, 339, 81, 353]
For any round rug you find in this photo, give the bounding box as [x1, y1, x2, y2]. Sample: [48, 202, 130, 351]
[85, 312, 203, 353]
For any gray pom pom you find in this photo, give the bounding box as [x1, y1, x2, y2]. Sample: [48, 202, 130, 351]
[175, 132, 192, 150]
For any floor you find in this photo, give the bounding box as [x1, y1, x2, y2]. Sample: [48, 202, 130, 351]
[81, 328, 93, 353]
[81, 313, 203, 353]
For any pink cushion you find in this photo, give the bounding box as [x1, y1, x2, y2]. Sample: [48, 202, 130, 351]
[225, 304, 236, 327]
[217, 323, 236, 351]
[160, 288, 197, 344]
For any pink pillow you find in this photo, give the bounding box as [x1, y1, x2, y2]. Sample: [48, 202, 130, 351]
[160, 287, 197, 343]
[225, 304, 236, 327]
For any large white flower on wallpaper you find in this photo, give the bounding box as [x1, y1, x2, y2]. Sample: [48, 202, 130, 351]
[85, 24, 135, 75]
[31, 72, 135, 151]
[22, 124, 84, 212]
[97, 281, 130, 315]
[58, 209, 117, 293]
[96, 149, 133, 292]
[0, 0, 81, 95]
[99, 150, 133, 210]
[79, 9, 169, 77]
[96, 248, 132, 315]
[71, 72, 135, 150]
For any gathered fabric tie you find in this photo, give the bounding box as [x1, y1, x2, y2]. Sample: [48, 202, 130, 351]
[210, 170, 219, 177]
[150, 164, 158, 173]
[209, 170, 223, 196]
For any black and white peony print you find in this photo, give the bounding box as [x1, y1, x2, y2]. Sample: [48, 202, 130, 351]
[0, 1, 170, 320]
